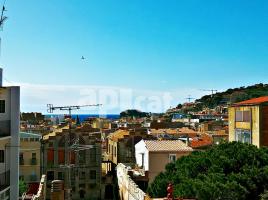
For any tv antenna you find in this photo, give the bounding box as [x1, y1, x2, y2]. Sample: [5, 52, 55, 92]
[0, 0, 7, 58]
[46, 103, 101, 200]
[202, 89, 218, 97]
[185, 95, 195, 103]
[47, 104, 102, 115]
[0, 1, 7, 29]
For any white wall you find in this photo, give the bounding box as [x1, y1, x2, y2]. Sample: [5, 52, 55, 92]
[117, 163, 145, 200]
[10, 86, 20, 200]
[0, 137, 10, 175]
[135, 140, 149, 171]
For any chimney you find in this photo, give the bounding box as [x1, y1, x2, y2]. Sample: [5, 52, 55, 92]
[0, 68, 2, 87]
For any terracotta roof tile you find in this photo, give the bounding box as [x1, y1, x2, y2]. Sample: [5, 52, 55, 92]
[144, 140, 193, 152]
[233, 96, 268, 106]
[190, 134, 213, 149]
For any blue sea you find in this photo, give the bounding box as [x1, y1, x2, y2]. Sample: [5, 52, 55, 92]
[45, 114, 120, 122]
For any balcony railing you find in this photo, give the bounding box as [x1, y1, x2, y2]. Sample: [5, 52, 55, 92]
[0, 171, 10, 189]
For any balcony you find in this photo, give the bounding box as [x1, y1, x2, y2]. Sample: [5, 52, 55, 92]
[0, 171, 10, 190]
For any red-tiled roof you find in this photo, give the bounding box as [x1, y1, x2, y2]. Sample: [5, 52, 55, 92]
[144, 140, 193, 152]
[190, 134, 213, 149]
[233, 96, 268, 106]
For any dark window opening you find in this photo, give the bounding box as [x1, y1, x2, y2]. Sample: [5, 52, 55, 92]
[0, 100, 5, 113]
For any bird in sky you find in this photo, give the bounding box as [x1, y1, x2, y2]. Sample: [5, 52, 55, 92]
[81, 56, 85, 60]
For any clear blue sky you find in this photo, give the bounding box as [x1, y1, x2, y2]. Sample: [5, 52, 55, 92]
[1, 0, 268, 113]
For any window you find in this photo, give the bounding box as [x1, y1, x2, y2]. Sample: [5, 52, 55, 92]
[0, 100, 5, 113]
[49, 142, 53, 147]
[58, 172, 64, 180]
[79, 151, 86, 164]
[235, 110, 251, 122]
[32, 153, 36, 159]
[47, 171, 54, 181]
[58, 149, 65, 165]
[169, 154, 176, 163]
[235, 129, 251, 144]
[0, 150, 4, 163]
[89, 170, 96, 180]
[243, 111, 251, 122]
[114, 147, 116, 157]
[47, 148, 54, 166]
[79, 171, 86, 180]
[90, 148, 96, 162]
[20, 153, 24, 165]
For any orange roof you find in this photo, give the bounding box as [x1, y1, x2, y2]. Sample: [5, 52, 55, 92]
[190, 134, 213, 149]
[233, 96, 268, 106]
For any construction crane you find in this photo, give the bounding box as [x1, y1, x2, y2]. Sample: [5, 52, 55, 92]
[46, 103, 101, 200]
[185, 95, 195, 103]
[202, 89, 218, 97]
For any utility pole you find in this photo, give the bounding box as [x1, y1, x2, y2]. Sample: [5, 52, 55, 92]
[47, 103, 101, 200]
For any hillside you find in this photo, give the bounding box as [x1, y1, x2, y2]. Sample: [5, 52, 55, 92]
[192, 83, 268, 110]
[120, 109, 150, 118]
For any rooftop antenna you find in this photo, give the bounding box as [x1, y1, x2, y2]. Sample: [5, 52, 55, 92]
[185, 95, 195, 103]
[46, 103, 102, 200]
[0, 0, 7, 58]
[0, 0, 7, 28]
[47, 103, 102, 116]
[202, 89, 218, 97]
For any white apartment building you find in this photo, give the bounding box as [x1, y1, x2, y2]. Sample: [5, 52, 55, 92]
[0, 68, 20, 200]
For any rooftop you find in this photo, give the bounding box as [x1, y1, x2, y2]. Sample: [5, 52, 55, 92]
[144, 140, 193, 152]
[232, 96, 268, 106]
[108, 130, 130, 141]
[190, 134, 213, 149]
[20, 132, 41, 139]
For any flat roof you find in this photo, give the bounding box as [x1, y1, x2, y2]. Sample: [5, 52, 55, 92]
[20, 132, 41, 139]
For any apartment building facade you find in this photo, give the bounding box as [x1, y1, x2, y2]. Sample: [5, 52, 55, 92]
[229, 96, 268, 147]
[42, 125, 102, 199]
[0, 68, 20, 200]
[20, 132, 41, 184]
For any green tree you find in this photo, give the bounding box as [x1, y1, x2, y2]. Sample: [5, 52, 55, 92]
[147, 142, 268, 200]
[19, 179, 27, 196]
